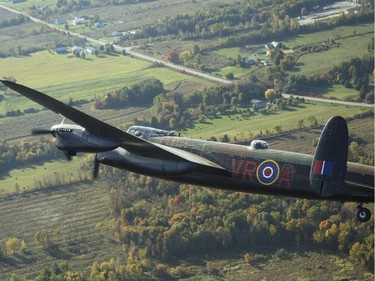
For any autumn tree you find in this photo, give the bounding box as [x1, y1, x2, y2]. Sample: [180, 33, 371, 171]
[265, 88, 276, 101]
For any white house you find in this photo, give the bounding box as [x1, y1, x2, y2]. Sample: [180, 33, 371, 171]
[86, 47, 97, 55]
[72, 17, 85, 25]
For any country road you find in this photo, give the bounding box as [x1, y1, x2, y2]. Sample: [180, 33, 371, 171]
[0, 4, 232, 85]
[282, 94, 374, 108]
[1, 4, 373, 108]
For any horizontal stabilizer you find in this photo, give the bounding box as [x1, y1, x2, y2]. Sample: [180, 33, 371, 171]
[310, 116, 348, 197]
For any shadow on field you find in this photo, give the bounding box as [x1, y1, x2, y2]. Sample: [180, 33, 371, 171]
[46, 245, 72, 259]
[0, 252, 34, 266]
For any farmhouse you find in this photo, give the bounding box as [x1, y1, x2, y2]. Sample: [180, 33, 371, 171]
[55, 19, 67, 25]
[251, 99, 267, 109]
[112, 31, 123, 37]
[86, 47, 97, 55]
[265, 41, 281, 49]
[72, 17, 85, 25]
[71, 46, 83, 53]
[55, 47, 69, 54]
[241, 57, 255, 66]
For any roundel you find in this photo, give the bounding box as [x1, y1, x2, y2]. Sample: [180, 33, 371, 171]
[256, 160, 280, 186]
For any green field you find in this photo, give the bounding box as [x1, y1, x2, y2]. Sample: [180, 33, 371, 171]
[0, 50, 211, 114]
[285, 23, 374, 48]
[183, 102, 369, 140]
[0, 157, 88, 194]
[212, 23, 373, 80]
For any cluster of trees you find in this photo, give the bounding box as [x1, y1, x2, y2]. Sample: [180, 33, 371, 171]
[27, 0, 155, 19]
[135, 77, 306, 132]
[8, 261, 84, 281]
[285, 54, 374, 102]
[132, 0, 339, 42]
[327, 55, 374, 101]
[167, 44, 202, 69]
[0, 14, 29, 29]
[0, 237, 26, 257]
[141, 77, 267, 130]
[94, 78, 164, 109]
[0, 138, 59, 175]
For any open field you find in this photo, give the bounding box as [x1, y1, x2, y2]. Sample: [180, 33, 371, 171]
[183, 101, 370, 141]
[291, 32, 373, 76]
[208, 23, 373, 91]
[1, 0, 230, 38]
[0, 157, 88, 194]
[0, 50, 214, 114]
[285, 23, 374, 48]
[268, 116, 374, 155]
[0, 182, 119, 280]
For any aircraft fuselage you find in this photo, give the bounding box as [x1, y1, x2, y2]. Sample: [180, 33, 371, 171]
[97, 136, 374, 203]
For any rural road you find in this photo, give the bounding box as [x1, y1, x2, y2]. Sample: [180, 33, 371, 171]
[0, 4, 232, 85]
[282, 94, 374, 108]
[1, 3, 372, 108]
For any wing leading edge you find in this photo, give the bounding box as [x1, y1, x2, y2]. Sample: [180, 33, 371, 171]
[0, 80, 225, 170]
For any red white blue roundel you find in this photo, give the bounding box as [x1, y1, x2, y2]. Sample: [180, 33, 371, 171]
[256, 160, 280, 186]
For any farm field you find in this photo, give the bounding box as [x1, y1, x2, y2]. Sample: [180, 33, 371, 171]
[291, 31, 373, 76]
[183, 101, 370, 140]
[0, 182, 118, 280]
[0, 50, 214, 114]
[0, 157, 88, 194]
[211, 23, 373, 80]
[1, 0, 230, 38]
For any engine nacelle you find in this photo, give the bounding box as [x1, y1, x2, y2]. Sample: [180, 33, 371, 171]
[97, 148, 197, 176]
[52, 124, 122, 153]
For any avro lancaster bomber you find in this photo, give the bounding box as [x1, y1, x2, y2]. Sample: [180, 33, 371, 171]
[1, 80, 373, 222]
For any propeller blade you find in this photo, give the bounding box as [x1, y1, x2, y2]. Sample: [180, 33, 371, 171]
[32, 129, 52, 135]
[93, 154, 100, 179]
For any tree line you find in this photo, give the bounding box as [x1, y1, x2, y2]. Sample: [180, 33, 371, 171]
[0, 138, 60, 176]
[285, 54, 374, 102]
[94, 77, 164, 110]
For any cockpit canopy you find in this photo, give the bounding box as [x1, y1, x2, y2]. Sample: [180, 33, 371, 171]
[127, 126, 176, 138]
[250, 140, 269, 149]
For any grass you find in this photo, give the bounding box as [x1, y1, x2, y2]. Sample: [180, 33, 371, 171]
[183, 102, 369, 140]
[0, 157, 88, 194]
[0, 50, 210, 114]
[285, 23, 374, 48]
[211, 23, 374, 79]
[288, 24, 373, 76]
[324, 84, 361, 100]
[0, 181, 118, 280]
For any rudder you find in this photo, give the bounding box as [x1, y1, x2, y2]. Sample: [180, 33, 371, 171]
[310, 116, 348, 197]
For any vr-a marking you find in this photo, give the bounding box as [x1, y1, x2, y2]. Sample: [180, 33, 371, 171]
[231, 159, 292, 188]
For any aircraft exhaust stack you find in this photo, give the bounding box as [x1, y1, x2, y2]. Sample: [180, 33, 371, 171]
[310, 116, 348, 197]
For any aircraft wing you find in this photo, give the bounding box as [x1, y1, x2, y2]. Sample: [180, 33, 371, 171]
[0, 80, 225, 170]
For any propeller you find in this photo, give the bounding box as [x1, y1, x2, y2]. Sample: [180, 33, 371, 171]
[93, 153, 100, 179]
[31, 128, 73, 161]
[32, 128, 54, 135]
